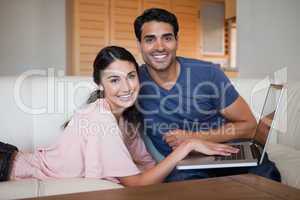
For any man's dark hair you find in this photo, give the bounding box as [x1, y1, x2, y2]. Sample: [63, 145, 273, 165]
[134, 8, 179, 42]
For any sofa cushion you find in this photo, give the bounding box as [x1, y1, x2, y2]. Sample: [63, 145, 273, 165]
[0, 178, 124, 199]
[0, 179, 39, 199]
[38, 178, 123, 197]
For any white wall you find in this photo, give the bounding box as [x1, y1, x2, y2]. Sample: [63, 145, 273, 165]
[237, 0, 300, 81]
[0, 0, 66, 76]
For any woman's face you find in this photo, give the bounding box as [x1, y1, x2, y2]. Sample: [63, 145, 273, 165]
[100, 60, 140, 113]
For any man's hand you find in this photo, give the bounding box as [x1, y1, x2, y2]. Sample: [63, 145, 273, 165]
[164, 129, 195, 150]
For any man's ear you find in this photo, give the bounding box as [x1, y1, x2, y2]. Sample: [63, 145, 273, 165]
[136, 40, 141, 52]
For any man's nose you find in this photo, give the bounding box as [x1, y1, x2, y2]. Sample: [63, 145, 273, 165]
[154, 39, 165, 51]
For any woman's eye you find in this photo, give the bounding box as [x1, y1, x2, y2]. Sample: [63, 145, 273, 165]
[145, 38, 154, 43]
[110, 79, 119, 83]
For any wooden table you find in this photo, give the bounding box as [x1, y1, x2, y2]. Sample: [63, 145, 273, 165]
[24, 174, 300, 200]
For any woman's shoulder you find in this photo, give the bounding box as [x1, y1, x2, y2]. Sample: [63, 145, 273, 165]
[76, 98, 110, 113]
[73, 99, 115, 121]
[65, 99, 118, 138]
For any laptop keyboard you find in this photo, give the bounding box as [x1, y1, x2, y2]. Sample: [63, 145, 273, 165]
[214, 145, 246, 161]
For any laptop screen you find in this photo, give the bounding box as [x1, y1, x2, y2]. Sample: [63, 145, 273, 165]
[253, 84, 283, 147]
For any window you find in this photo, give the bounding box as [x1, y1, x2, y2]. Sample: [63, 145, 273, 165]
[200, 2, 225, 55]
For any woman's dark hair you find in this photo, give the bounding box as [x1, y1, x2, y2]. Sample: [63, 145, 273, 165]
[63, 46, 141, 134]
[134, 8, 179, 42]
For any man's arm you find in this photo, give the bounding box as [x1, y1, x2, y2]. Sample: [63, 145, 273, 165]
[197, 96, 257, 142]
[164, 96, 257, 147]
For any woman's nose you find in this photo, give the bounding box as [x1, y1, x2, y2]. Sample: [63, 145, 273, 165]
[121, 79, 131, 92]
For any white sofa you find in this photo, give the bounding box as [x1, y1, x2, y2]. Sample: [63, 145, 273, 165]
[0, 76, 299, 199]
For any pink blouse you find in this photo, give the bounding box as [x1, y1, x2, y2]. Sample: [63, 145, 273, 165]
[11, 99, 156, 183]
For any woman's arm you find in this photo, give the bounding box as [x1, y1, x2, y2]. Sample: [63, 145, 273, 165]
[118, 139, 238, 186]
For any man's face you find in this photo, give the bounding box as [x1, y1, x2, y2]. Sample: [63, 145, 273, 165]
[138, 21, 178, 72]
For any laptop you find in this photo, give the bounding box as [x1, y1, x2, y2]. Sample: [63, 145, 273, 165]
[176, 84, 284, 170]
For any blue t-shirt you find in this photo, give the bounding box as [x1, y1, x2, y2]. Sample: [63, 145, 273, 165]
[137, 57, 239, 156]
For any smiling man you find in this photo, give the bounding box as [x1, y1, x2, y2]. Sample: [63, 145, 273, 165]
[134, 8, 281, 182]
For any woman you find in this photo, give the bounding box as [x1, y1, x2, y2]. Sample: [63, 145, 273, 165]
[0, 46, 238, 186]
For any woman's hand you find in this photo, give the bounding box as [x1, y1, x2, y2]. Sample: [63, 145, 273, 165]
[187, 138, 239, 156]
[164, 129, 239, 156]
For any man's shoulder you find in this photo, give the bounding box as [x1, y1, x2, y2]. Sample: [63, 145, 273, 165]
[178, 57, 218, 72]
[178, 57, 223, 81]
[178, 56, 212, 65]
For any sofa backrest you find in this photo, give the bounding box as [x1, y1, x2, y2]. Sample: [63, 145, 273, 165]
[0, 76, 96, 151]
[0, 76, 298, 151]
[232, 78, 299, 150]
[277, 81, 300, 149]
[0, 77, 34, 150]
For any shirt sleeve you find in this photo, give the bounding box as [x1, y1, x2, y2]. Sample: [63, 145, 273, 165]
[125, 131, 156, 171]
[210, 65, 239, 110]
[81, 101, 141, 179]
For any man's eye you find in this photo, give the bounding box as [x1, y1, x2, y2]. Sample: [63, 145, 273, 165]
[128, 74, 136, 79]
[165, 36, 174, 41]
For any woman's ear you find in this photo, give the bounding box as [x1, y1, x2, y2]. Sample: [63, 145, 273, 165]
[99, 84, 104, 91]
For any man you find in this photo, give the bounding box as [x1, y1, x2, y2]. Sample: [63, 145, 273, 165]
[134, 8, 281, 182]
